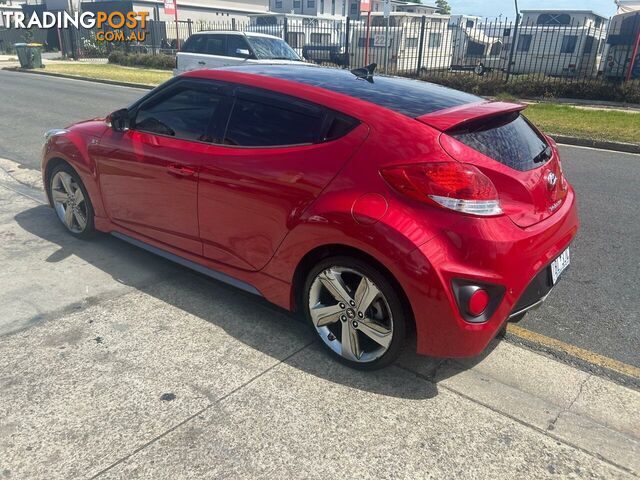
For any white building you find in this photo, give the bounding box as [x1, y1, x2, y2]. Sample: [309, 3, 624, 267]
[603, 1, 640, 78]
[510, 10, 608, 77]
[348, 11, 451, 74]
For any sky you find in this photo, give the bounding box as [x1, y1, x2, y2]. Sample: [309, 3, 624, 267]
[445, 0, 619, 19]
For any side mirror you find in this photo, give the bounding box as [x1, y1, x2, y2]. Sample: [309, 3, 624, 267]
[235, 48, 251, 58]
[107, 108, 130, 132]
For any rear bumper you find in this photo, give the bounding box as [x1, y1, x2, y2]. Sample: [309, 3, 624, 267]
[407, 186, 579, 358]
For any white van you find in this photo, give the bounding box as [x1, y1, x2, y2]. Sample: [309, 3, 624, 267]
[174, 31, 304, 75]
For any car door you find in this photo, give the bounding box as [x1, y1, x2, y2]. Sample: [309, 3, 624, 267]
[197, 87, 368, 271]
[94, 79, 230, 255]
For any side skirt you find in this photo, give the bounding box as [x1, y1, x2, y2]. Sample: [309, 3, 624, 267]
[111, 231, 263, 297]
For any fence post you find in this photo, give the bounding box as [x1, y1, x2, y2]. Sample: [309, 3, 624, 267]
[415, 15, 426, 77]
[344, 16, 350, 69]
[231, 18, 236, 31]
[626, 13, 640, 81]
[283, 16, 288, 42]
[187, 19, 193, 37]
[505, 13, 520, 83]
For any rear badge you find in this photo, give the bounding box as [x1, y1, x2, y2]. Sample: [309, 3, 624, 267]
[546, 171, 558, 189]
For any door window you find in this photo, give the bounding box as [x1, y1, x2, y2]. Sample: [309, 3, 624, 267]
[135, 86, 224, 142]
[223, 97, 323, 147]
[226, 35, 251, 57]
[204, 35, 225, 55]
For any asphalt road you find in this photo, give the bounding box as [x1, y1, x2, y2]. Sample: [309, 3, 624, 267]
[0, 68, 638, 369]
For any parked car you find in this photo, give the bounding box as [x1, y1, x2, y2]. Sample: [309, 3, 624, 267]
[174, 31, 304, 75]
[42, 64, 578, 369]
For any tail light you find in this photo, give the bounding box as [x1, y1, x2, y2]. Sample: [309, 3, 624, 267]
[380, 162, 502, 216]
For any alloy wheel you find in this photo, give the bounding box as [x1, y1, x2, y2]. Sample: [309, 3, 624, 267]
[308, 267, 394, 363]
[51, 171, 88, 234]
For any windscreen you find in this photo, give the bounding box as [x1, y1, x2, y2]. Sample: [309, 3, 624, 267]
[450, 113, 549, 171]
[246, 37, 301, 61]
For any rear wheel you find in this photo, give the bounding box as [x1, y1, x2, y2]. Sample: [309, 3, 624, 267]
[49, 164, 95, 239]
[303, 256, 407, 370]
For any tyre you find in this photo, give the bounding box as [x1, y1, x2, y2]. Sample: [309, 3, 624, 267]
[49, 164, 95, 239]
[303, 256, 407, 370]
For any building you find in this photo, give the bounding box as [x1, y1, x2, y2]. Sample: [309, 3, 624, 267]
[603, 1, 640, 78]
[510, 10, 608, 77]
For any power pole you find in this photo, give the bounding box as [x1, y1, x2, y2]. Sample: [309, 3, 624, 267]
[505, 0, 520, 82]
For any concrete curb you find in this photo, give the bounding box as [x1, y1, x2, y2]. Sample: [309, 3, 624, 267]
[4, 67, 640, 155]
[1, 66, 155, 90]
[550, 134, 640, 155]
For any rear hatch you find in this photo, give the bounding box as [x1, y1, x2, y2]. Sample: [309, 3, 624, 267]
[417, 102, 568, 228]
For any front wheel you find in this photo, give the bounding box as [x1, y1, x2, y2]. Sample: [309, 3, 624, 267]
[49, 164, 95, 239]
[303, 256, 407, 370]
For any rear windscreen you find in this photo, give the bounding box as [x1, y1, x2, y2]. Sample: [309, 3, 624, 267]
[450, 113, 549, 171]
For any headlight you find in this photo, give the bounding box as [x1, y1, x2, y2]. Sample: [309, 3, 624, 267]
[44, 129, 69, 142]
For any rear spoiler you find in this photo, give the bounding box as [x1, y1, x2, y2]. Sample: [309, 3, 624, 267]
[416, 101, 527, 132]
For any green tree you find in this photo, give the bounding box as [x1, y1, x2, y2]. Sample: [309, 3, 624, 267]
[435, 0, 451, 14]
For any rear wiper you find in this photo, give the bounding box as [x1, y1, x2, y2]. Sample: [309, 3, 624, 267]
[533, 146, 552, 163]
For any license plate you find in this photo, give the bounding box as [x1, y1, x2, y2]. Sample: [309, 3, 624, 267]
[550, 247, 570, 285]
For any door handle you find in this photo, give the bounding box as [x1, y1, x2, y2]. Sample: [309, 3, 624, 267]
[198, 61, 206, 65]
[167, 164, 196, 177]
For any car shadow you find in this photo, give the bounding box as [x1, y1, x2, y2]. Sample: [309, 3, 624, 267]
[14, 204, 502, 400]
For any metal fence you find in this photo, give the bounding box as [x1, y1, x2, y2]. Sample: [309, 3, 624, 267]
[51, 12, 640, 83]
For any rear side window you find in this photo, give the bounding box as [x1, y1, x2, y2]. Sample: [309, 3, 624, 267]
[450, 113, 548, 171]
[204, 35, 225, 55]
[135, 86, 223, 142]
[223, 98, 322, 147]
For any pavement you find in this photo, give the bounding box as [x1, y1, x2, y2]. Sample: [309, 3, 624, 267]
[0, 157, 639, 478]
[0, 68, 638, 376]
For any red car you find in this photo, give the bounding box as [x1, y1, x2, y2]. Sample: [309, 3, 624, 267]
[42, 65, 578, 369]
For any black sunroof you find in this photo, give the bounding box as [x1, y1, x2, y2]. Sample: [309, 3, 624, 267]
[219, 64, 481, 117]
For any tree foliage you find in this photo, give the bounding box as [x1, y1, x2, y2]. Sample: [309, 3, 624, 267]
[435, 0, 451, 14]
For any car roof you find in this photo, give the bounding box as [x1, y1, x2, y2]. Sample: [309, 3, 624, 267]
[213, 64, 482, 118]
[191, 30, 282, 39]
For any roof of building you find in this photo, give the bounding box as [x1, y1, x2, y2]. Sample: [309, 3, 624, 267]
[520, 9, 609, 19]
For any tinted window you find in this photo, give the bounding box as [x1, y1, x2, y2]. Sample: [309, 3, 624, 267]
[218, 65, 481, 117]
[204, 35, 225, 55]
[182, 35, 204, 53]
[224, 98, 322, 147]
[226, 34, 249, 57]
[451, 113, 548, 171]
[324, 114, 359, 141]
[135, 87, 223, 142]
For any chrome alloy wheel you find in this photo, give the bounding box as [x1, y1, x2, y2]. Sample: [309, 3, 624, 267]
[51, 171, 88, 234]
[308, 267, 394, 363]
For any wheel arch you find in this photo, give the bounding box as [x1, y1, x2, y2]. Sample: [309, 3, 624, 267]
[291, 243, 416, 332]
[43, 157, 73, 206]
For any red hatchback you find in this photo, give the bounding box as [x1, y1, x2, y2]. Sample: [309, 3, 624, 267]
[42, 65, 578, 369]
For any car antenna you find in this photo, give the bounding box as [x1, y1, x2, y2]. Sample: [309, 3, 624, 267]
[350, 63, 376, 83]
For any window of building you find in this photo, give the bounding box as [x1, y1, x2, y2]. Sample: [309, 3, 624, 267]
[560, 35, 578, 53]
[428, 32, 442, 49]
[537, 13, 571, 25]
[135, 86, 223, 143]
[310, 32, 331, 44]
[308, 0, 315, 7]
[517, 34, 532, 52]
[466, 19, 475, 29]
[293, 0, 301, 8]
[405, 37, 418, 48]
[350, 2, 358, 14]
[274, 0, 282, 8]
